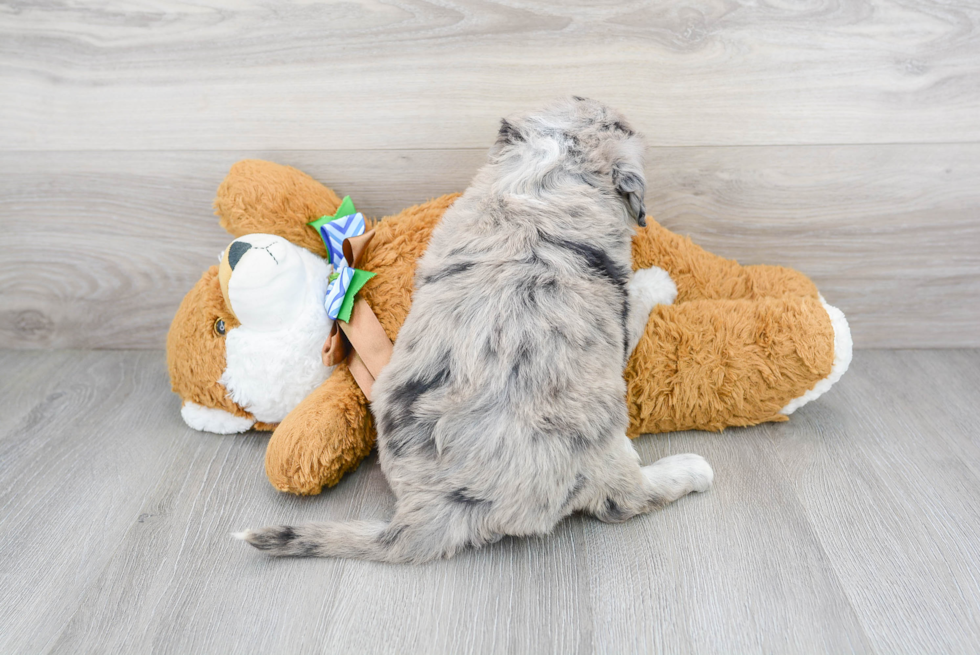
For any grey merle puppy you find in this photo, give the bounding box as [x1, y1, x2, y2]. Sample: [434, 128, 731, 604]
[237, 97, 713, 563]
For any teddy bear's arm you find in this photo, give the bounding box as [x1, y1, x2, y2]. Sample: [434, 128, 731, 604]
[632, 220, 819, 303]
[265, 363, 373, 495]
[214, 160, 350, 258]
[625, 294, 836, 437]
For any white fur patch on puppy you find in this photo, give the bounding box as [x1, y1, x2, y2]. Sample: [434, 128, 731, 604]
[181, 402, 255, 434]
[643, 453, 714, 496]
[779, 298, 853, 415]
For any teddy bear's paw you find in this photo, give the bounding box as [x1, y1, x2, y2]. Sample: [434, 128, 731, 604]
[626, 266, 678, 353]
[630, 266, 678, 314]
[181, 401, 255, 434]
[779, 298, 853, 416]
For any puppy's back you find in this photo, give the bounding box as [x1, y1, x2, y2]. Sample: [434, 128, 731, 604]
[372, 99, 646, 512]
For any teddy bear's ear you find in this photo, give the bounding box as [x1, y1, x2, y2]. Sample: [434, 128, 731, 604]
[214, 160, 341, 257]
[166, 266, 252, 425]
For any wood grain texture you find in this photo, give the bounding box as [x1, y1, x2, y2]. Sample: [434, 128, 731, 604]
[0, 350, 196, 654]
[2, 0, 979, 150]
[586, 429, 874, 654]
[763, 349, 980, 653]
[647, 144, 980, 348]
[2, 145, 977, 349]
[0, 149, 484, 349]
[2, 349, 980, 653]
[0, 350, 81, 435]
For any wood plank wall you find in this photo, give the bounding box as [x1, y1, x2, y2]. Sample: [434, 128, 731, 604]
[1, 1, 978, 349]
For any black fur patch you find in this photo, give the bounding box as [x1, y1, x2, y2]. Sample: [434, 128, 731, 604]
[577, 172, 600, 190]
[538, 233, 631, 358]
[378, 365, 452, 456]
[541, 235, 630, 288]
[522, 249, 546, 267]
[391, 367, 451, 408]
[384, 425, 437, 458]
[482, 339, 498, 361]
[421, 261, 475, 285]
[568, 431, 591, 451]
[603, 498, 628, 522]
[613, 166, 647, 227]
[612, 121, 635, 136]
[377, 524, 406, 547]
[537, 414, 593, 451]
[619, 296, 630, 365]
[448, 487, 492, 506]
[447, 245, 477, 258]
[497, 119, 525, 145]
[248, 525, 296, 550]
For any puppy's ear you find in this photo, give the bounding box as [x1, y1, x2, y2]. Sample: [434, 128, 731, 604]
[612, 161, 647, 227]
[496, 119, 524, 146]
[489, 118, 525, 159]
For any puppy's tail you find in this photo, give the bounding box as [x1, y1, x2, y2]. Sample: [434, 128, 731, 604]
[234, 518, 454, 564]
[234, 520, 391, 560]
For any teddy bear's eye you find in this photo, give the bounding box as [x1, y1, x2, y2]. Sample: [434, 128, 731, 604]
[214, 318, 227, 336]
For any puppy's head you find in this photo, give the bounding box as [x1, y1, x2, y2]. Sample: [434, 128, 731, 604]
[490, 96, 647, 226]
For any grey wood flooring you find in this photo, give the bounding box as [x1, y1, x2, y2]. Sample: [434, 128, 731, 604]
[1, 348, 978, 654]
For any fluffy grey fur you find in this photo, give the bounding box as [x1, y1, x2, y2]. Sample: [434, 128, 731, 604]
[237, 98, 712, 563]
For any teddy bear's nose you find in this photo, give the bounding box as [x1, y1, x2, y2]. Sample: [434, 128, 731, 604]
[228, 241, 252, 270]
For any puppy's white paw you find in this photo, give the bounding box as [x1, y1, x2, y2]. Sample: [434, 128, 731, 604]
[646, 453, 714, 495]
[629, 266, 678, 316]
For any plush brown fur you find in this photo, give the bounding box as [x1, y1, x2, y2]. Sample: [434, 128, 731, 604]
[627, 295, 833, 435]
[167, 266, 247, 419]
[627, 223, 834, 434]
[214, 160, 344, 258]
[169, 160, 836, 495]
[265, 193, 460, 493]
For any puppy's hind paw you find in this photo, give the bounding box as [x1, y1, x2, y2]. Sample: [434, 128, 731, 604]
[646, 453, 714, 496]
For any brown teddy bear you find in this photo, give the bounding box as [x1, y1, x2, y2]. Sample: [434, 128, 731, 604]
[167, 160, 850, 495]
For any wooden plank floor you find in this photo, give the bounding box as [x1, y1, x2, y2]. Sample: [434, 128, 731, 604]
[1, 349, 978, 654]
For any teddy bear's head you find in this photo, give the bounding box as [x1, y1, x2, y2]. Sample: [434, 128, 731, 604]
[167, 233, 336, 434]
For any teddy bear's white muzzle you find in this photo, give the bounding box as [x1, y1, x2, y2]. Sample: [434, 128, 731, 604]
[227, 234, 309, 331]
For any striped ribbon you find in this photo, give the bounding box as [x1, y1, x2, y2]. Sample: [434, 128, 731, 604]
[310, 199, 374, 322]
[310, 198, 391, 400]
[320, 212, 366, 269]
[324, 265, 355, 320]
